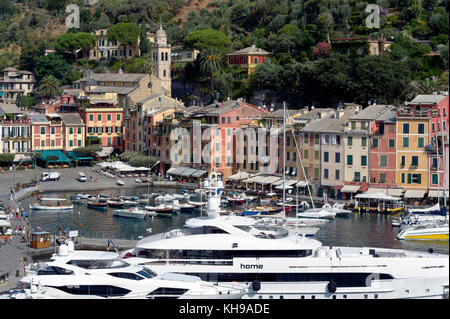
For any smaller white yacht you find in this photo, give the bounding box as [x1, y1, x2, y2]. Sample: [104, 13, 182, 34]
[30, 198, 73, 211]
[113, 207, 147, 219]
[13, 242, 247, 299]
[297, 208, 336, 219]
[397, 222, 449, 241]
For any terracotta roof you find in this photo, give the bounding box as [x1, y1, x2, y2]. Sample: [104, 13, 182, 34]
[226, 45, 271, 56]
[59, 113, 84, 125]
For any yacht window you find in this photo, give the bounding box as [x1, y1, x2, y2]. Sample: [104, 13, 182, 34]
[187, 272, 393, 287]
[51, 285, 130, 297]
[147, 288, 189, 298]
[67, 259, 129, 269]
[37, 266, 74, 275]
[138, 268, 157, 278]
[108, 272, 144, 280]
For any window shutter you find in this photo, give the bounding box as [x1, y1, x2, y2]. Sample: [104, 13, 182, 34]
[407, 174, 411, 184]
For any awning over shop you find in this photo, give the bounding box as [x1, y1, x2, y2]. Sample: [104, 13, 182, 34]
[190, 169, 208, 178]
[67, 151, 93, 161]
[36, 150, 71, 163]
[340, 185, 361, 193]
[13, 154, 32, 163]
[167, 166, 207, 178]
[366, 187, 387, 195]
[257, 176, 282, 185]
[404, 189, 426, 199]
[227, 171, 255, 181]
[387, 188, 404, 197]
[296, 181, 309, 187]
[428, 189, 449, 198]
[179, 168, 197, 177]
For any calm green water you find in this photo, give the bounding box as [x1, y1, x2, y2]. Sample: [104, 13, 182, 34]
[19, 188, 449, 255]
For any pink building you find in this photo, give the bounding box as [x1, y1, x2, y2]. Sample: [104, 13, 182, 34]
[407, 95, 449, 200]
[368, 108, 399, 192]
[182, 99, 267, 178]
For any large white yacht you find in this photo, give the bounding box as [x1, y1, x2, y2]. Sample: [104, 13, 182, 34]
[121, 174, 449, 299]
[12, 241, 247, 299]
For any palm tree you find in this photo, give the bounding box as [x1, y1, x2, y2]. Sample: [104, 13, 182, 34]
[200, 48, 223, 92]
[414, 77, 441, 95]
[37, 75, 62, 100]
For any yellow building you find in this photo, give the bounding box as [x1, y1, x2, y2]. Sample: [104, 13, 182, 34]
[88, 29, 155, 61]
[59, 113, 86, 151]
[396, 107, 430, 200]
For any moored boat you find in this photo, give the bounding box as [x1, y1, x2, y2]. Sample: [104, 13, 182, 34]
[86, 200, 107, 209]
[113, 207, 147, 219]
[30, 198, 73, 211]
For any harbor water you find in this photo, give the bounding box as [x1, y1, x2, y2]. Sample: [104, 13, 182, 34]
[19, 188, 449, 255]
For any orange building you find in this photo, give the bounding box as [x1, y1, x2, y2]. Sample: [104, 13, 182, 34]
[79, 100, 123, 149]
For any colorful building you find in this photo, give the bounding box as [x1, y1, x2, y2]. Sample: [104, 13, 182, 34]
[59, 113, 86, 151]
[226, 45, 272, 75]
[0, 67, 35, 104]
[396, 106, 430, 201]
[407, 95, 449, 200]
[88, 28, 155, 61]
[79, 100, 123, 149]
[342, 105, 390, 198]
[367, 107, 402, 195]
[30, 114, 64, 151]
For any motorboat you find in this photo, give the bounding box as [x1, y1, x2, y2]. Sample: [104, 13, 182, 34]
[144, 204, 173, 217]
[121, 173, 450, 299]
[70, 195, 87, 204]
[260, 192, 277, 206]
[321, 203, 352, 216]
[241, 206, 283, 216]
[86, 200, 107, 210]
[107, 199, 125, 208]
[296, 208, 336, 219]
[113, 207, 147, 219]
[155, 194, 176, 204]
[30, 198, 73, 211]
[14, 242, 247, 299]
[397, 222, 449, 241]
[172, 200, 195, 214]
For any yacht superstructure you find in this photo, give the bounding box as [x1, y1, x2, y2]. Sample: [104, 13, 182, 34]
[14, 241, 247, 299]
[122, 173, 449, 299]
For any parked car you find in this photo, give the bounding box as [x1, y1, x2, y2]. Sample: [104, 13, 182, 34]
[77, 172, 86, 182]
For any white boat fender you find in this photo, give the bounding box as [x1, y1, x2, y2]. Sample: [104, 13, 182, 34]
[327, 280, 337, 293]
[252, 280, 261, 292]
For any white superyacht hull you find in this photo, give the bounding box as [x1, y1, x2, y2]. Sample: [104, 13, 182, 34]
[127, 247, 449, 299]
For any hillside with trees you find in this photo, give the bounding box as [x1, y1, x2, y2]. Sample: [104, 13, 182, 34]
[1, 0, 448, 107]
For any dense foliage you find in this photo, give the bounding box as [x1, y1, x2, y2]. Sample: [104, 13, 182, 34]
[0, 0, 448, 107]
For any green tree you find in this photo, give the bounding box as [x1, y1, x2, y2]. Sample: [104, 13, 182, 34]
[413, 77, 441, 94]
[37, 75, 62, 99]
[54, 32, 97, 59]
[128, 155, 158, 168]
[351, 55, 412, 105]
[107, 22, 140, 59]
[139, 22, 151, 56]
[33, 53, 71, 83]
[184, 29, 232, 52]
[200, 48, 223, 92]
